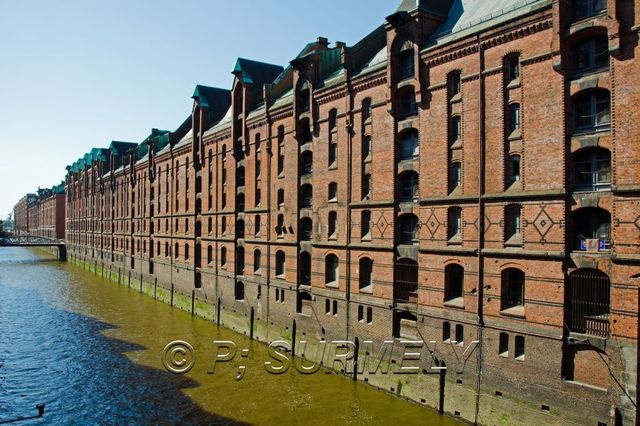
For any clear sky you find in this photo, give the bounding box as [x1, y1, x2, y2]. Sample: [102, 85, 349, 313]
[0, 0, 396, 218]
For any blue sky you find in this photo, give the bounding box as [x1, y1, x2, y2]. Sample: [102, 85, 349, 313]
[0, 0, 396, 217]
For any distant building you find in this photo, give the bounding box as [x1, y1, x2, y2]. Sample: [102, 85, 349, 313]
[13, 193, 37, 236]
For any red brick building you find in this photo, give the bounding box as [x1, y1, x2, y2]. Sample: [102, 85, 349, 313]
[13, 193, 38, 236]
[18, 185, 66, 239]
[62, 1, 638, 424]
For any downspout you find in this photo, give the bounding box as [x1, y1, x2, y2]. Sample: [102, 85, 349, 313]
[264, 86, 273, 331]
[474, 33, 486, 426]
[344, 69, 355, 341]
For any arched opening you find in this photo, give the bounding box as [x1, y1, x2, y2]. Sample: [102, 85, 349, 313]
[398, 213, 419, 244]
[207, 245, 213, 265]
[236, 247, 245, 276]
[236, 193, 245, 212]
[236, 166, 245, 187]
[253, 249, 261, 273]
[573, 89, 610, 133]
[573, 207, 611, 251]
[395, 258, 418, 303]
[398, 171, 419, 202]
[235, 281, 245, 301]
[501, 268, 525, 313]
[396, 86, 417, 120]
[325, 254, 339, 285]
[396, 38, 415, 81]
[359, 257, 373, 292]
[299, 251, 311, 286]
[444, 264, 464, 304]
[236, 219, 245, 239]
[301, 151, 313, 175]
[567, 269, 610, 338]
[300, 217, 312, 241]
[299, 117, 312, 144]
[572, 33, 609, 76]
[300, 184, 313, 208]
[399, 128, 419, 160]
[574, 148, 611, 192]
[275, 250, 285, 277]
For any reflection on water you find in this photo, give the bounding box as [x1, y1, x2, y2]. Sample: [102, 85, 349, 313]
[0, 248, 459, 425]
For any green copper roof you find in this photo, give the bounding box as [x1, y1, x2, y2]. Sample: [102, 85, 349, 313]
[395, 0, 454, 16]
[232, 58, 284, 88]
[191, 86, 231, 128]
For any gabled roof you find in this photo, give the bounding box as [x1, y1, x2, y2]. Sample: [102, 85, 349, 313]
[90, 147, 111, 163]
[232, 58, 284, 88]
[109, 141, 138, 157]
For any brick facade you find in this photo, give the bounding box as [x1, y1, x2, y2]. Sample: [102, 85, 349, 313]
[15, 1, 639, 424]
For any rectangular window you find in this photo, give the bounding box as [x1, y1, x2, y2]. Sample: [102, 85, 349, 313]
[358, 305, 364, 322]
[332, 300, 338, 316]
[325, 299, 331, 315]
[455, 324, 464, 346]
[499, 332, 509, 357]
[366, 307, 373, 324]
[515, 335, 525, 360]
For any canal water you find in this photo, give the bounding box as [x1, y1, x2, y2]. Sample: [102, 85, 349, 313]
[0, 248, 459, 425]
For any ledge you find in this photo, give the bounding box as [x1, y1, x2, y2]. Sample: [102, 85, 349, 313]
[482, 248, 565, 259]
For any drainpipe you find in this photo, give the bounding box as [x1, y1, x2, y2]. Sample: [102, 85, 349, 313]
[344, 76, 354, 341]
[264, 86, 273, 332]
[474, 33, 486, 426]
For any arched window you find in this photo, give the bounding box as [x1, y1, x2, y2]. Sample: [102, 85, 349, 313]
[359, 257, 373, 291]
[573, 207, 611, 251]
[573, 34, 608, 74]
[504, 54, 520, 84]
[361, 210, 371, 240]
[507, 103, 521, 135]
[236, 166, 245, 186]
[397, 87, 417, 119]
[235, 281, 245, 301]
[328, 211, 337, 239]
[448, 71, 461, 100]
[299, 83, 310, 113]
[299, 251, 311, 285]
[399, 129, 419, 160]
[448, 207, 462, 239]
[362, 98, 372, 123]
[574, 90, 610, 131]
[567, 269, 610, 337]
[574, 148, 611, 192]
[275, 250, 285, 277]
[501, 268, 525, 312]
[505, 204, 522, 241]
[300, 184, 313, 208]
[395, 258, 418, 303]
[328, 109, 337, 131]
[207, 245, 213, 264]
[236, 219, 245, 239]
[325, 254, 339, 285]
[221, 216, 227, 234]
[174, 242, 179, 259]
[508, 154, 521, 186]
[362, 135, 372, 162]
[450, 116, 461, 144]
[300, 217, 312, 241]
[277, 189, 285, 208]
[301, 151, 313, 175]
[445, 264, 464, 304]
[299, 117, 312, 144]
[399, 214, 419, 244]
[255, 214, 261, 236]
[236, 193, 245, 212]
[450, 161, 462, 192]
[184, 243, 190, 260]
[254, 249, 261, 273]
[276, 214, 284, 237]
[397, 39, 414, 80]
[165, 241, 169, 257]
[236, 247, 245, 275]
[399, 171, 419, 202]
[220, 246, 227, 267]
[362, 174, 372, 200]
[328, 182, 338, 202]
